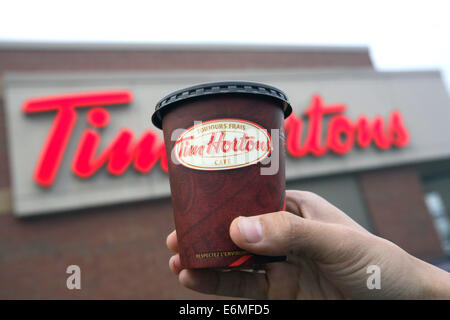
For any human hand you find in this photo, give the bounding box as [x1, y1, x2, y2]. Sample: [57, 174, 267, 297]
[167, 190, 450, 299]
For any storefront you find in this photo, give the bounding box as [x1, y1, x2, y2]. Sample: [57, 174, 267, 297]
[1, 43, 449, 299]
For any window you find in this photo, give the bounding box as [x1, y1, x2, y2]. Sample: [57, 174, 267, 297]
[425, 191, 450, 255]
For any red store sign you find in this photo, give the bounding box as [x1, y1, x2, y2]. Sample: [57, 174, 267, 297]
[23, 90, 410, 187]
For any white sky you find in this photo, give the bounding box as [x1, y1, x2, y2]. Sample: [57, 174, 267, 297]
[1, 0, 449, 92]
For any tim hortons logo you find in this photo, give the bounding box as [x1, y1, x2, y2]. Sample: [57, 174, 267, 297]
[174, 119, 272, 171]
[23, 90, 410, 187]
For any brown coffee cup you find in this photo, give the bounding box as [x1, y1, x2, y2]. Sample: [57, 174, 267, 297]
[152, 81, 292, 269]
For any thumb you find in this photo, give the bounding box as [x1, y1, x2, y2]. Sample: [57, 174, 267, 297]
[230, 211, 361, 263]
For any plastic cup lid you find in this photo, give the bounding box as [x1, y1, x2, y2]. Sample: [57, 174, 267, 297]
[151, 81, 293, 129]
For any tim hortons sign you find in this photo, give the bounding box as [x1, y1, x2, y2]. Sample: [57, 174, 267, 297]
[7, 70, 450, 216]
[23, 90, 409, 188]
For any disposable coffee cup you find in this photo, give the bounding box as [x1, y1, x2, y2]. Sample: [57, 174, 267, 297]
[152, 81, 292, 269]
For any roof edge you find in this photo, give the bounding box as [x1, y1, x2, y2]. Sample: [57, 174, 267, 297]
[0, 40, 370, 53]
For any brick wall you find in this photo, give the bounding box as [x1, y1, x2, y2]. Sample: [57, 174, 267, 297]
[0, 47, 373, 73]
[0, 197, 199, 299]
[358, 167, 444, 260]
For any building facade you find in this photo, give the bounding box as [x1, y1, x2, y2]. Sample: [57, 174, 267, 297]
[0, 43, 449, 299]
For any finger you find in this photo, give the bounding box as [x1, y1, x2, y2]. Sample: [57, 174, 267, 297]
[286, 190, 369, 233]
[230, 211, 369, 264]
[178, 268, 268, 299]
[169, 254, 183, 275]
[166, 230, 179, 253]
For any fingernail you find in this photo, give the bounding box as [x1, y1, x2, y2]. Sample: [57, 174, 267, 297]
[237, 217, 263, 243]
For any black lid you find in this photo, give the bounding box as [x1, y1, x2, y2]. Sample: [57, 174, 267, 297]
[151, 81, 293, 129]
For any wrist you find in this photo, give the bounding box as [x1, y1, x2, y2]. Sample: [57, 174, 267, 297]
[414, 256, 450, 299]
